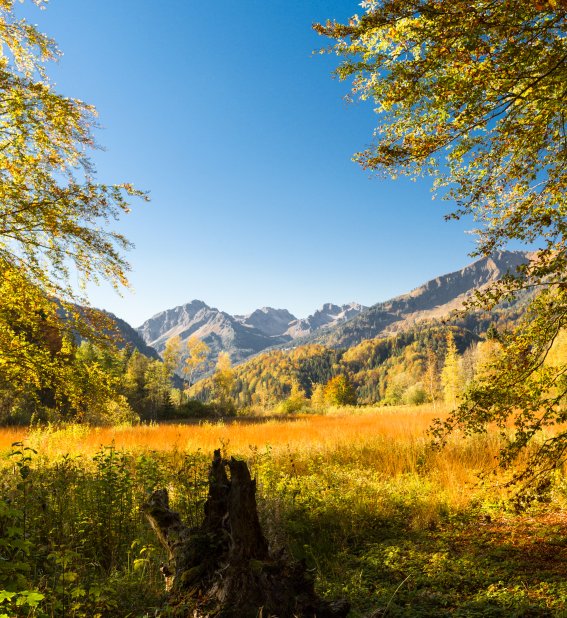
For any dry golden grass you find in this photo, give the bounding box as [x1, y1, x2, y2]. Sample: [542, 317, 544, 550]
[0, 404, 506, 492]
[1, 404, 553, 516]
[0, 404, 445, 456]
[0, 425, 29, 451]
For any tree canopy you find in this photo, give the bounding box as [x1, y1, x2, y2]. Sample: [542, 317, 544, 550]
[0, 0, 144, 420]
[0, 0, 145, 302]
[315, 0, 567, 489]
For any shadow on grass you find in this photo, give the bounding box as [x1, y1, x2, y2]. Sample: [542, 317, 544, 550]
[284, 507, 567, 617]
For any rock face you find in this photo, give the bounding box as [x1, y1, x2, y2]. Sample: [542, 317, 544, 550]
[236, 307, 297, 337]
[285, 302, 367, 338]
[135, 251, 529, 376]
[142, 450, 350, 618]
[294, 250, 530, 349]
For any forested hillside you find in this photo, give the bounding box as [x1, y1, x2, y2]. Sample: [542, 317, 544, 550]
[189, 300, 527, 410]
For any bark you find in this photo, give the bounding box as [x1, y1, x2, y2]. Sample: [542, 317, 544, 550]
[143, 449, 350, 618]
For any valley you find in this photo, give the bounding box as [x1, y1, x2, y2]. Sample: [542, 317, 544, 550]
[1, 0, 565, 615]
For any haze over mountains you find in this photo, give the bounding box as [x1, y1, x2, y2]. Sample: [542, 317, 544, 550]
[132, 251, 529, 375]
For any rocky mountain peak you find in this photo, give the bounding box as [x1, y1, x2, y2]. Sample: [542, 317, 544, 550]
[285, 302, 368, 339]
[238, 307, 297, 337]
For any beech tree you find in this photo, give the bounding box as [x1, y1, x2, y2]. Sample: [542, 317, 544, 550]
[163, 336, 183, 375]
[315, 0, 567, 487]
[0, 1, 144, 417]
[323, 374, 357, 406]
[212, 352, 235, 409]
[0, 1, 143, 301]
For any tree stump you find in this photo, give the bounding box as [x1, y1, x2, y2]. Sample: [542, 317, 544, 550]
[143, 449, 350, 618]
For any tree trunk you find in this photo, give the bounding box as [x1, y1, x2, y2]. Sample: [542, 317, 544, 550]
[143, 449, 350, 618]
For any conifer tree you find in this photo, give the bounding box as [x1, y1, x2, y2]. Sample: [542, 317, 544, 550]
[441, 333, 461, 408]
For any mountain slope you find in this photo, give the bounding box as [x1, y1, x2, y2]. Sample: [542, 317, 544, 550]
[136, 300, 291, 364]
[289, 251, 529, 349]
[136, 251, 529, 376]
[106, 312, 161, 360]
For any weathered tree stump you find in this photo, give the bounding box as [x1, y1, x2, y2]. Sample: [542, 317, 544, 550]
[143, 449, 350, 618]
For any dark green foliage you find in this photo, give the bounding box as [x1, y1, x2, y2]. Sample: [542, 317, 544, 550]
[0, 443, 226, 617]
[174, 398, 212, 419]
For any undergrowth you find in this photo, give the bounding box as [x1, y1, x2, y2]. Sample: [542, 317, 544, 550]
[0, 416, 565, 617]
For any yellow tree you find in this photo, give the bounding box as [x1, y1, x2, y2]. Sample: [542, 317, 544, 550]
[144, 360, 171, 421]
[424, 347, 440, 409]
[279, 379, 307, 414]
[163, 336, 183, 375]
[0, 1, 144, 418]
[323, 375, 357, 406]
[184, 336, 210, 386]
[212, 352, 235, 409]
[310, 383, 327, 410]
[441, 332, 461, 409]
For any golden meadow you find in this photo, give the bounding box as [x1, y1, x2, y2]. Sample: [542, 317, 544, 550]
[1, 405, 562, 516]
[2, 406, 566, 616]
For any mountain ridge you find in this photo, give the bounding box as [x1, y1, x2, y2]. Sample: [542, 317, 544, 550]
[136, 300, 367, 364]
[287, 250, 529, 350]
[134, 250, 529, 376]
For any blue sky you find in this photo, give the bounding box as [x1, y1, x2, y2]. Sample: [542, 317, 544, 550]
[22, 0, 477, 326]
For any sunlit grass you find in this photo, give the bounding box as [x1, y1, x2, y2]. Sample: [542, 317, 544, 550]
[0, 403, 553, 513]
[0, 404, 513, 508]
[1, 404, 444, 455]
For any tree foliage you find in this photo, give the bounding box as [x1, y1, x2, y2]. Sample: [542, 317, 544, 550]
[315, 0, 567, 486]
[0, 0, 145, 421]
[212, 352, 235, 410]
[441, 332, 461, 407]
[0, 0, 144, 301]
[184, 336, 210, 385]
[323, 374, 357, 406]
[189, 322, 490, 410]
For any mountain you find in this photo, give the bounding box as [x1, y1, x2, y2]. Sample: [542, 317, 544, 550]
[188, 251, 531, 408]
[136, 300, 367, 374]
[236, 307, 297, 337]
[135, 251, 529, 377]
[64, 304, 161, 360]
[285, 302, 367, 338]
[136, 300, 290, 365]
[290, 250, 530, 349]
